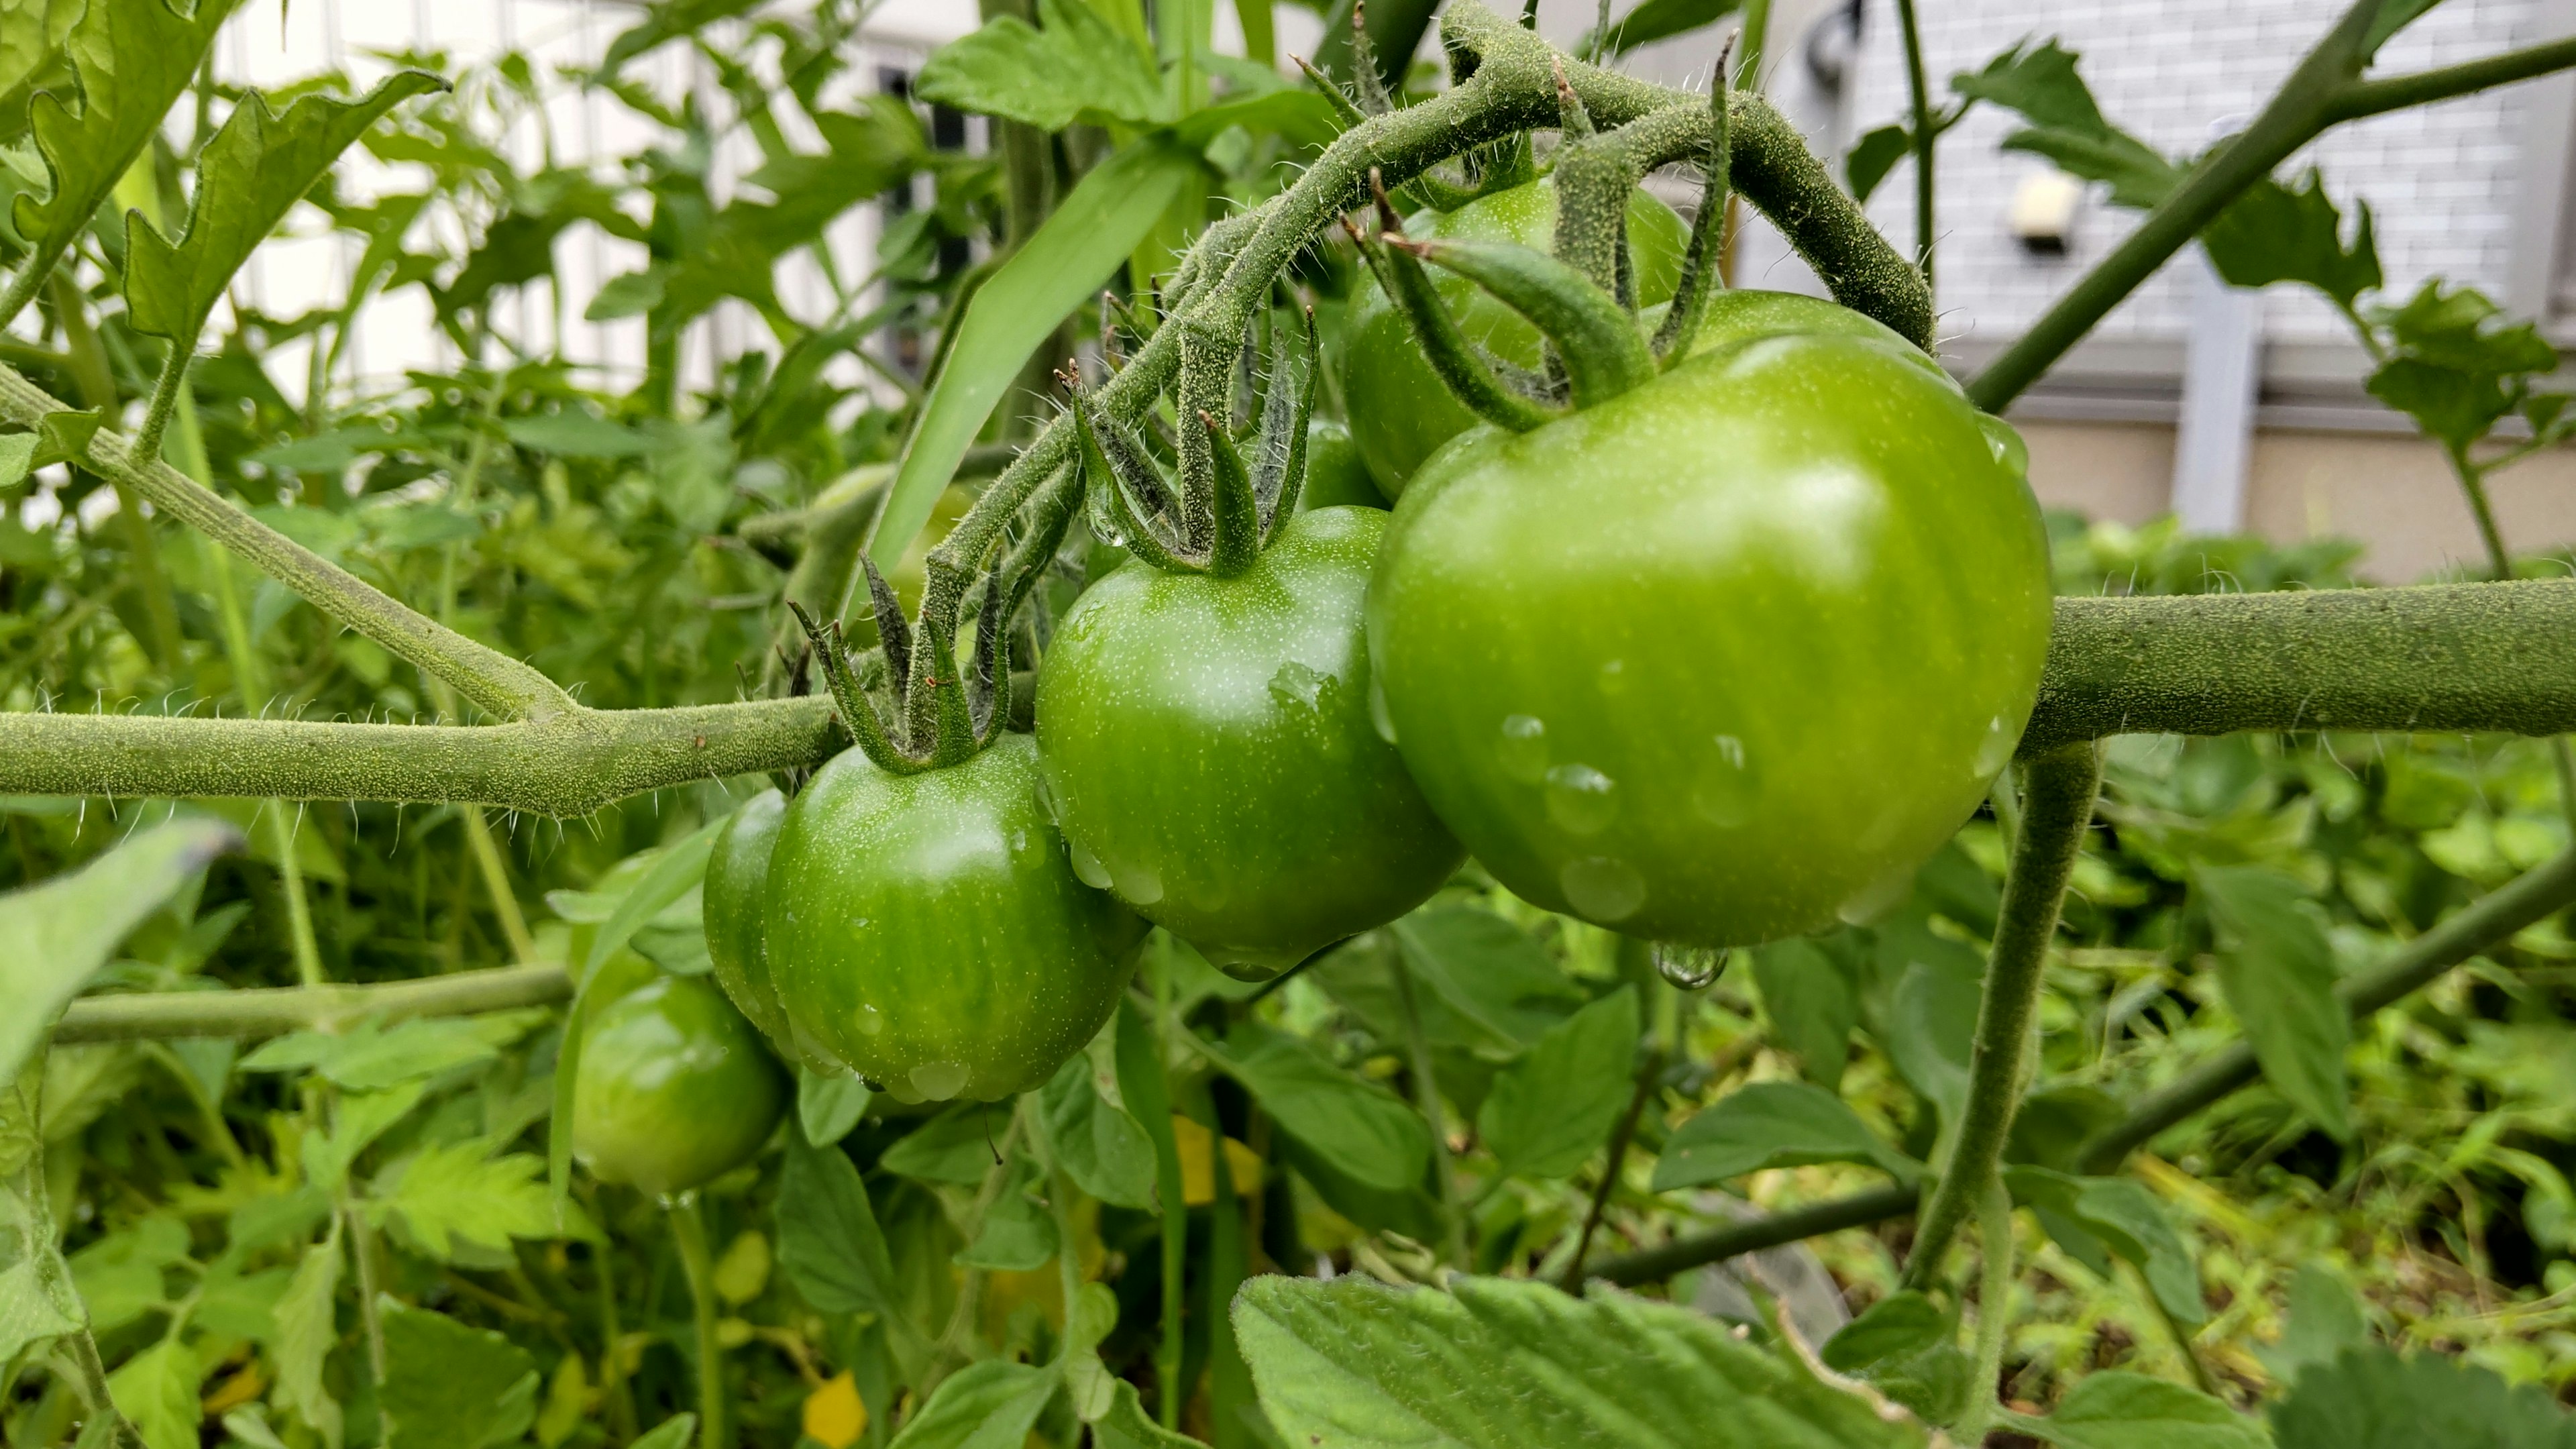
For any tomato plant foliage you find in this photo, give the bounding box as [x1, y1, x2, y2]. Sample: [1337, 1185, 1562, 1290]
[5, 0, 2576, 1446]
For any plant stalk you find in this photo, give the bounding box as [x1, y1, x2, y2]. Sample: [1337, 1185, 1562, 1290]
[1389, 944, 1467, 1268]
[1892, 0, 1935, 286]
[1560, 1045, 1664, 1290]
[1902, 744, 2099, 1291]
[1954, 1173, 2017, 1442]
[667, 1195, 729, 1449]
[52, 961, 571, 1042]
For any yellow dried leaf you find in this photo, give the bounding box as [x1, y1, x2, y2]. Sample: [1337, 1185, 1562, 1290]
[804, 1370, 867, 1449]
[1170, 1115, 1261, 1205]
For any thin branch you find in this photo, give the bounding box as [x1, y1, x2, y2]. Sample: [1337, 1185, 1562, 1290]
[2334, 33, 2576, 121]
[1902, 745, 2100, 1291]
[0, 362, 576, 722]
[52, 962, 572, 1043]
[1892, 0, 1935, 286]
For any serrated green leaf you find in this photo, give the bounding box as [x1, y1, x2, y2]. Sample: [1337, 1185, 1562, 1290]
[1479, 987, 1638, 1181]
[1233, 1275, 1927, 1448]
[125, 73, 443, 355]
[301, 1082, 428, 1193]
[2252, 1263, 2370, 1388]
[241, 1017, 504, 1093]
[1998, 1371, 2264, 1449]
[107, 1338, 203, 1449]
[502, 409, 651, 459]
[370, 1138, 559, 1260]
[0, 0, 82, 119]
[1953, 39, 2180, 209]
[776, 1131, 901, 1320]
[66, 1214, 186, 1335]
[0, 818, 239, 1089]
[1036, 1050, 1157, 1210]
[870, 135, 1200, 572]
[916, 0, 1167, 130]
[587, 817, 722, 974]
[1652, 1080, 1922, 1192]
[2197, 865, 2351, 1141]
[271, 1220, 344, 1449]
[2200, 170, 2380, 310]
[1846, 124, 1913, 205]
[1392, 906, 1585, 1054]
[2269, 1343, 2576, 1449]
[1205, 1020, 1430, 1195]
[888, 1357, 1060, 1449]
[596, 0, 764, 79]
[378, 1300, 541, 1449]
[13, 0, 245, 292]
[799, 1066, 873, 1147]
[2005, 1167, 2206, 1326]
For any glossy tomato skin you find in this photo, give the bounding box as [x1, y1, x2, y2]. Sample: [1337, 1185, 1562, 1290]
[1340, 178, 1688, 500]
[573, 973, 788, 1197]
[765, 735, 1147, 1103]
[1366, 320, 2050, 947]
[1035, 507, 1464, 979]
[704, 788, 800, 1062]
[1297, 419, 1386, 511]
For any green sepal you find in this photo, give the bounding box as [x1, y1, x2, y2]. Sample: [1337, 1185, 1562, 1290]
[996, 458, 1085, 629]
[967, 552, 1010, 749]
[1297, 55, 1368, 130]
[789, 603, 928, 775]
[1072, 392, 1197, 574]
[912, 604, 981, 767]
[1349, 215, 1556, 433]
[1201, 411, 1263, 577]
[1344, 1, 1395, 117]
[859, 555, 914, 698]
[1653, 59, 1733, 366]
[1254, 310, 1321, 533]
[1546, 136, 1631, 305]
[1406, 237, 1657, 409]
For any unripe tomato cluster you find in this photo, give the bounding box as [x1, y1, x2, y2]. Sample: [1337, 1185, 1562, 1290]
[666, 174, 2051, 1114]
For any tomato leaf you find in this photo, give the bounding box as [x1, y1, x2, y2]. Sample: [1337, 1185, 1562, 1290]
[0, 407, 107, 494]
[775, 1132, 902, 1321]
[1951, 39, 2180, 210]
[1203, 1020, 1430, 1195]
[1232, 1274, 1927, 1448]
[2196, 865, 2352, 1141]
[368, 1138, 561, 1261]
[916, 0, 1168, 131]
[2004, 1167, 2206, 1326]
[107, 1338, 202, 1449]
[596, 0, 766, 79]
[378, 1301, 541, 1449]
[1819, 1290, 1973, 1424]
[587, 818, 724, 975]
[1994, 1372, 2263, 1449]
[1845, 124, 1913, 205]
[270, 1222, 344, 1448]
[882, 1106, 1010, 1186]
[126, 74, 445, 354]
[0, 817, 239, 1089]
[1390, 906, 1585, 1054]
[1878, 932, 1984, 1130]
[954, 1160, 1059, 1272]
[1477, 987, 1638, 1181]
[2200, 170, 2381, 311]
[0, 0, 80, 121]
[1755, 937, 1860, 1091]
[885, 1358, 1059, 1449]
[1596, 0, 1743, 57]
[13, 0, 245, 292]
[1036, 1051, 1158, 1210]
[1092, 1379, 1205, 1448]
[2269, 1342, 2576, 1449]
[798, 1067, 873, 1148]
[869, 136, 1201, 573]
[1652, 1081, 1922, 1192]
[2252, 1263, 2371, 1389]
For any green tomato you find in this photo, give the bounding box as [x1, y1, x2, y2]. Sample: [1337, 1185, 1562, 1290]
[1034, 507, 1464, 979]
[573, 973, 788, 1198]
[1297, 418, 1386, 511]
[765, 735, 1147, 1102]
[1366, 317, 2050, 947]
[1340, 177, 1688, 499]
[704, 788, 802, 1061]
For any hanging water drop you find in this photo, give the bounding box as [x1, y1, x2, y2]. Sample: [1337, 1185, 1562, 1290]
[1368, 676, 1399, 745]
[1652, 942, 1723, 990]
[1496, 714, 1548, 784]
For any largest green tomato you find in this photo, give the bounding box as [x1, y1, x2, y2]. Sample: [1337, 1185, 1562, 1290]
[1340, 177, 1688, 499]
[1035, 507, 1464, 979]
[573, 973, 788, 1198]
[1366, 305, 2051, 947]
[765, 735, 1147, 1103]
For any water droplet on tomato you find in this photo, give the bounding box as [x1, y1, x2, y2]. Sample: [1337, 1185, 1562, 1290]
[1068, 836, 1112, 890]
[1269, 659, 1326, 712]
[1544, 763, 1619, 835]
[1559, 856, 1646, 922]
[1496, 714, 1548, 783]
[1972, 714, 2016, 781]
[1112, 858, 1164, 906]
[1835, 862, 1915, 926]
[1978, 413, 2029, 478]
[1036, 771, 1063, 824]
[910, 1060, 969, 1102]
[1693, 734, 1759, 826]
[1651, 942, 1723, 989]
[792, 1020, 851, 1073]
[1207, 943, 1302, 981]
[856, 1004, 885, 1037]
[1368, 676, 1399, 745]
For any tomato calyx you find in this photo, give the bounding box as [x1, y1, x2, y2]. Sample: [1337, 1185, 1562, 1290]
[1351, 57, 1737, 431]
[788, 460, 1083, 775]
[1065, 309, 1320, 580]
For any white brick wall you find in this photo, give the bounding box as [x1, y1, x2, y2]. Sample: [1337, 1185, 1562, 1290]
[1844, 0, 2545, 352]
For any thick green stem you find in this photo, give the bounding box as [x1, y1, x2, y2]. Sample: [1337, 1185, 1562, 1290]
[1953, 1174, 2017, 1442]
[0, 362, 574, 722]
[1389, 944, 1467, 1267]
[1903, 745, 2100, 1292]
[62, 1324, 147, 1449]
[52, 962, 571, 1043]
[1153, 968, 1187, 1429]
[668, 1196, 728, 1449]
